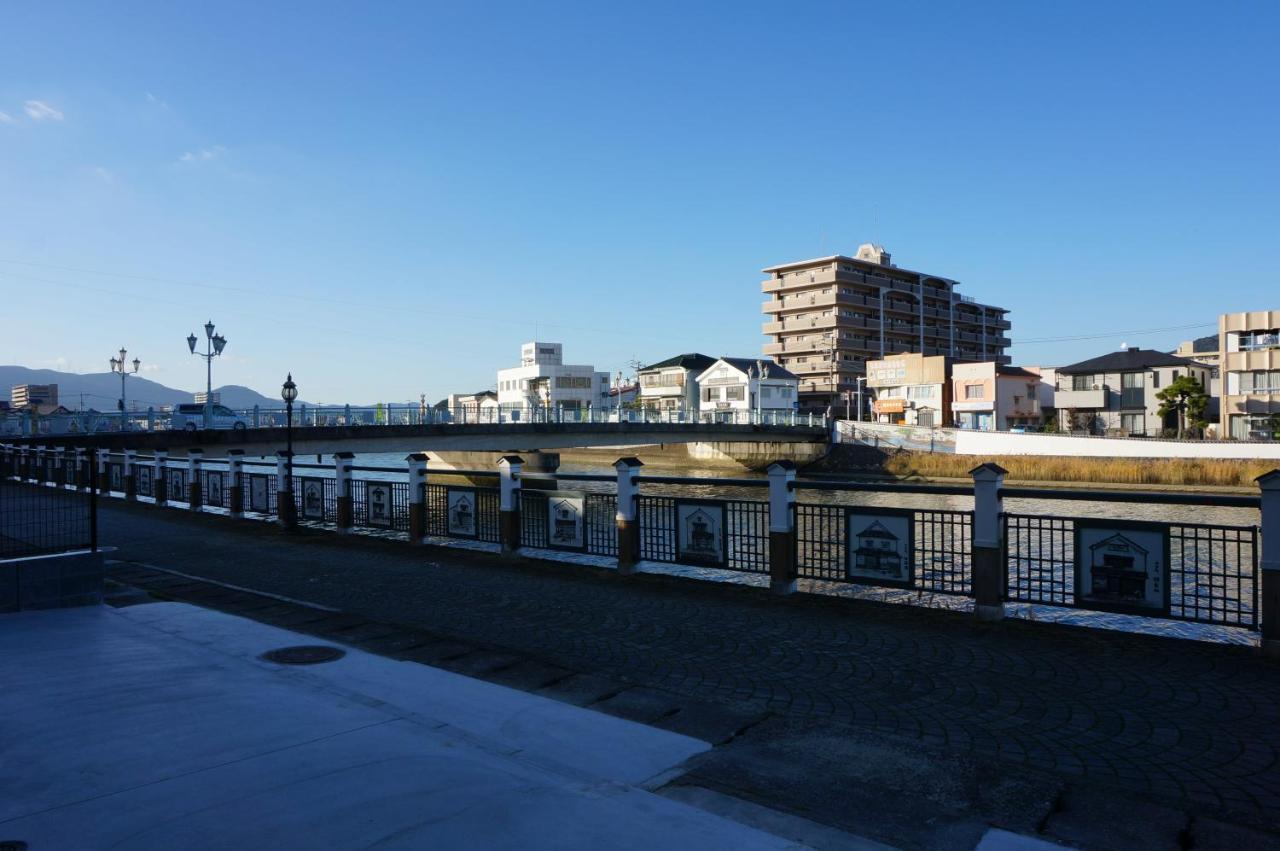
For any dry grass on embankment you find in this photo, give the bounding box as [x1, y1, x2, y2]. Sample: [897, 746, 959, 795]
[882, 452, 1277, 489]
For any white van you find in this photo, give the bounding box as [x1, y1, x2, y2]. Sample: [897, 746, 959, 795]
[169, 403, 249, 431]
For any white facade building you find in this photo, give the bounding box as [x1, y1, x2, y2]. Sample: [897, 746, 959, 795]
[496, 342, 609, 419]
[694, 358, 800, 419]
[637, 353, 716, 414]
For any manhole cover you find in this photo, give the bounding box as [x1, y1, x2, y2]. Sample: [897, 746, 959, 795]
[260, 645, 346, 665]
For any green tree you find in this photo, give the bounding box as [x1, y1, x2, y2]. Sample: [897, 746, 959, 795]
[1269, 413, 1280, 441]
[1156, 374, 1209, 439]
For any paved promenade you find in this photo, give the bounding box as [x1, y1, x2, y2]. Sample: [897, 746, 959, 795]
[98, 501, 1280, 848]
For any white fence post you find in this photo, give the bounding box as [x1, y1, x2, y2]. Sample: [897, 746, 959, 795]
[276, 450, 295, 527]
[187, 449, 203, 510]
[971, 462, 1007, 621]
[615, 457, 643, 574]
[767, 460, 797, 594]
[1259, 470, 1280, 658]
[227, 450, 245, 517]
[334, 451, 354, 533]
[498, 455, 523, 558]
[407, 453, 428, 544]
[153, 449, 169, 507]
[123, 449, 138, 501]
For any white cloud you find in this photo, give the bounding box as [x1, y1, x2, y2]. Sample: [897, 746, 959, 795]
[0, 111, 12, 124]
[140, 363, 162, 373]
[24, 100, 64, 121]
[146, 91, 170, 110]
[179, 145, 226, 163]
[93, 167, 115, 183]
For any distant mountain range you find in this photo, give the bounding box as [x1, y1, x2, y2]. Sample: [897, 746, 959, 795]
[0, 366, 302, 411]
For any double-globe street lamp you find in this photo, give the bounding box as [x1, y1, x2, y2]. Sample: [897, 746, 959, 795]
[187, 320, 227, 429]
[280, 373, 298, 529]
[110, 348, 141, 431]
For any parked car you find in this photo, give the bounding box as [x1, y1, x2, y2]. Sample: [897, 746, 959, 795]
[169, 403, 249, 431]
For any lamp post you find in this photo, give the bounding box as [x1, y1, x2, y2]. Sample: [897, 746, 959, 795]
[110, 348, 141, 432]
[187, 319, 227, 429]
[856, 376, 869, 422]
[281, 373, 297, 528]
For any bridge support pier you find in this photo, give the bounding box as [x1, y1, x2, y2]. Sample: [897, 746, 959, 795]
[971, 463, 1008, 622]
[498, 456, 523, 559]
[188, 449, 203, 511]
[614, 458, 642, 575]
[227, 450, 244, 518]
[334, 452, 354, 533]
[1258, 471, 1280, 658]
[767, 461, 797, 595]
[407, 454, 427, 543]
[124, 450, 138, 502]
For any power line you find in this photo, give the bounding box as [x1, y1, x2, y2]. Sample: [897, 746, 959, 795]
[1016, 322, 1215, 346]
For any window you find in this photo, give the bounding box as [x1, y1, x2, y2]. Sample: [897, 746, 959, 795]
[1072, 375, 1094, 391]
[702, 387, 719, 402]
[1152, 371, 1160, 388]
[1121, 413, 1145, 434]
[725, 386, 745, 401]
[964, 384, 984, 399]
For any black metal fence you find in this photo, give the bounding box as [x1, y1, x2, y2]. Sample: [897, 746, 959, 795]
[1004, 514, 1259, 629]
[0, 476, 96, 559]
[795, 504, 972, 594]
[15, 441, 1270, 637]
[635, 495, 770, 573]
[518, 491, 619, 557]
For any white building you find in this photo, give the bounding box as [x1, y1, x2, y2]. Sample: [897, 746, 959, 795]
[694, 358, 800, 419]
[496, 342, 609, 419]
[442, 391, 499, 422]
[637, 353, 716, 414]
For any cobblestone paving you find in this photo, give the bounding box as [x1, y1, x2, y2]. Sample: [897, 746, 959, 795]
[100, 502, 1280, 829]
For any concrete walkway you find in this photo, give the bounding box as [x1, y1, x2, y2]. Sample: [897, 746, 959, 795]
[0, 603, 799, 850]
[82, 501, 1280, 847]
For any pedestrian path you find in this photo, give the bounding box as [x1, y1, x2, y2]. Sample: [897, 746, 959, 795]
[0, 603, 800, 849]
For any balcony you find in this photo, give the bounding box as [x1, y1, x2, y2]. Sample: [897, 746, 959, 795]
[1055, 385, 1109, 409]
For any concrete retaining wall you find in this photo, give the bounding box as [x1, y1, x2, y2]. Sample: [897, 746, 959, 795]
[1, 549, 104, 613]
[839, 420, 1280, 460]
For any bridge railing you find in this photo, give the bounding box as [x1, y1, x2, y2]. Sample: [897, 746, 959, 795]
[1, 406, 827, 436]
[7, 441, 1274, 651]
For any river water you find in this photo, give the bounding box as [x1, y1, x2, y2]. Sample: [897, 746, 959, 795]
[244, 451, 1262, 646]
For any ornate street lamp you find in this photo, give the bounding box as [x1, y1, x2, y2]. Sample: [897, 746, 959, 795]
[187, 319, 228, 428]
[110, 347, 141, 431]
[281, 373, 297, 528]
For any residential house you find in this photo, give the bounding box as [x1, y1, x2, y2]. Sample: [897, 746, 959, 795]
[636, 353, 716, 414]
[950, 363, 1046, 431]
[443, 391, 499, 422]
[694, 358, 799, 419]
[866, 352, 951, 427]
[496, 342, 609, 420]
[1053, 348, 1212, 437]
[1220, 309, 1280, 439]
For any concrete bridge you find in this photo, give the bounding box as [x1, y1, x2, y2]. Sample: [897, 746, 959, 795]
[13, 421, 830, 469]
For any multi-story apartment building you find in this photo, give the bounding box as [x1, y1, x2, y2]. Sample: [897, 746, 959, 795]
[1220, 310, 1280, 440]
[496, 342, 609, 419]
[11, 384, 58, 409]
[950, 363, 1045, 431]
[1054, 348, 1212, 437]
[636, 353, 716, 414]
[761, 243, 1011, 409]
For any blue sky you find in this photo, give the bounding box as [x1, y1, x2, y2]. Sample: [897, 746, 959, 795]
[2, 1, 1277, 404]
